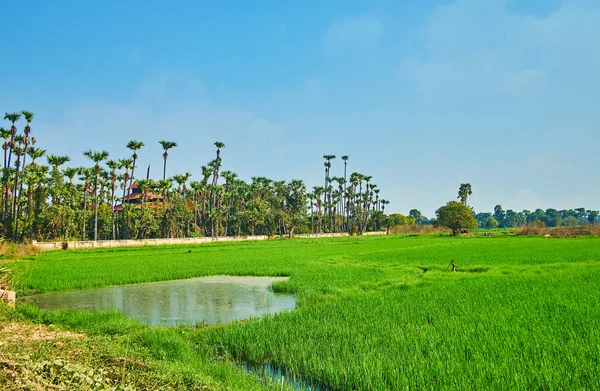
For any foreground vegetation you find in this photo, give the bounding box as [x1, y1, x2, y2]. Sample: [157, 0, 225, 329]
[2, 235, 600, 390]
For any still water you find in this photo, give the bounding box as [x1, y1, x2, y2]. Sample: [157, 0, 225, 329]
[21, 276, 296, 326]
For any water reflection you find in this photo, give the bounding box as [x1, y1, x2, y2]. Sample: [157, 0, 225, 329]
[21, 276, 295, 326]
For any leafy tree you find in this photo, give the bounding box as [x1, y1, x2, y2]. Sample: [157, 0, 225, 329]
[285, 179, 307, 237]
[493, 205, 505, 227]
[435, 201, 477, 236]
[384, 213, 412, 234]
[408, 209, 424, 224]
[475, 212, 491, 228]
[485, 216, 499, 229]
[587, 210, 599, 225]
[83, 150, 109, 241]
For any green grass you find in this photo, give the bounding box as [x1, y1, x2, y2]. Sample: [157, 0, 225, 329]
[3, 235, 600, 390]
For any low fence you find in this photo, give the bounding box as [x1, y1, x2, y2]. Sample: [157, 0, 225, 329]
[33, 231, 387, 251]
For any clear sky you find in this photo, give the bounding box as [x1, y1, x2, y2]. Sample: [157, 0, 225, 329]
[1, 0, 598, 217]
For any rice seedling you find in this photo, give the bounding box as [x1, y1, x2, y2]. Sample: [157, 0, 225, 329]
[3, 235, 600, 390]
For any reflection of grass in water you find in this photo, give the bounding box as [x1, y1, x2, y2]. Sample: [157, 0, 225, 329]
[3, 235, 600, 390]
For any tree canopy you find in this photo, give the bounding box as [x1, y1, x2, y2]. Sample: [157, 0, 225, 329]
[435, 201, 477, 236]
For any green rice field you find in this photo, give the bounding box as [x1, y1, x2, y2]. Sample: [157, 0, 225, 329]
[3, 235, 600, 390]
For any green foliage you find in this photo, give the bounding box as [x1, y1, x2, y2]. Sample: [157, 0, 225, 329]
[435, 201, 478, 235]
[485, 215, 499, 229]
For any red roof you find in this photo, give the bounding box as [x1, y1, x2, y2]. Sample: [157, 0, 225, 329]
[122, 192, 164, 201]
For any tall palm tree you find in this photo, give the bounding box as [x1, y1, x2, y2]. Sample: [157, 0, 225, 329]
[322, 155, 335, 232]
[158, 140, 177, 180]
[14, 111, 34, 239]
[458, 183, 473, 206]
[0, 127, 11, 169]
[84, 150, 109, 241]
[3, 112, 21, 171]
[211, 141, 225, 187]
[10, 136, 25, 233]
[341, 155, 349, 231]
[106, 159, 119, 240]
[118, 158, 133, 235]
[312, 186, 324, 233]
[126, 140, 144, 200]
[78, 167, 93, 240]
[3, 112, 21, 230]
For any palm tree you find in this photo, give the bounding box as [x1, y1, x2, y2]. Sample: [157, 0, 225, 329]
[27, 147, 46, 166]
[106, 159, 119, 240]
[158, 140, 177, 180]
[14, 111, 34, 239]
[10, 136, 25, 236]
[117, 158, 134, 238]
[126, 140, 144, 200]
[62, 167, 79, 239]
[0, 127, 11, 169]
[212, 142, 225, 187]
[341, 156, 349, 221]
[78, 167, 93, 240]
[312, 186, 324, 233]
[322, 155, 335, 231]
[3, 112, 21, 230]
[458, 183, 473, 206]
[3, 112, 21, 171]
[126, 140, 143, 238]
[84, 150, 109, 241]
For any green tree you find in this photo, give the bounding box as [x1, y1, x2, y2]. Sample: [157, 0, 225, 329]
[408, 209, 423, 224]
[285, 179, 307, 238]
[457, 183, 472, 205]
[384, 213, 413, 234]
[83, 150, 109, 241]
[493, 205, 505, 227]
[587, 210, 599, 225]
[158, 140, 177, 180]
[485, 216, 499, 229]
[126, 140, 144, 200]
[435, 201, 477, 236]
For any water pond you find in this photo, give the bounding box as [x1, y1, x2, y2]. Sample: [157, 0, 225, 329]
[21, 276, 296, 326]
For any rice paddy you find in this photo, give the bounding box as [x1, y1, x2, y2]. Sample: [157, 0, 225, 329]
[3, 235, 600, 390]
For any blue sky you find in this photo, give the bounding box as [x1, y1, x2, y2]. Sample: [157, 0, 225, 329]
[1, 0, 598, 216]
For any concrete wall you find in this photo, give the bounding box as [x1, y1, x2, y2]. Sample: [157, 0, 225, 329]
[33, 231, 387, 251]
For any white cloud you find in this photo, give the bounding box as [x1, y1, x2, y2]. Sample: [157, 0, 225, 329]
[398, 0, 600, 105]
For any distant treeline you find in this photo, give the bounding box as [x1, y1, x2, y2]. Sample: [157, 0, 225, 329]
[1, 111, 389, 242]
[476, 206, 599, 229]
[392, 206, 600, 230]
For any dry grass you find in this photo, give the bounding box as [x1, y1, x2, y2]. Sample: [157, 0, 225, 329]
[0, 265, 11, 290]
[516, 223, 600, 238]
[0, 241, 41, 258]
[390, 224, 451, 235]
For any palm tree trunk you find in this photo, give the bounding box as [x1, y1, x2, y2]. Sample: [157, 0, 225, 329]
[93, 174, 99, 241]
[82, 188, 88, 240]
[111, 182, 116, 240]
